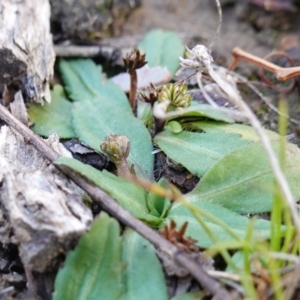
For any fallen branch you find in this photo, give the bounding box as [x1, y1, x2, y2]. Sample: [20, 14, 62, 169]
[0, 104, 232, 300]
[54, 45, 130, 60]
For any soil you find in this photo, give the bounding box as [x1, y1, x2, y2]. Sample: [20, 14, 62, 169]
[122, 0, 272, 58]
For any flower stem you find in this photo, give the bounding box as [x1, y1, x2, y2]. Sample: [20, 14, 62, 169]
[129, 69, 137, 115]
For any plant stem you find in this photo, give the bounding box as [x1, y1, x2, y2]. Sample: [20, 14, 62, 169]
[129, 70, 137, 114]
[0, 104, 232, 300]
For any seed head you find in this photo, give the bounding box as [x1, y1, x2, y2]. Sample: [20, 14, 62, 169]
[158, 82, 192, 112]
[176, 45, 213, 76]
[123, 48, 147, 72]
[138, 83, 161, 106]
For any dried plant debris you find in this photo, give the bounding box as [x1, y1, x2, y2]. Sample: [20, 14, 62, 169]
[158, 221, 214, 277]
[0, 126, 92, 272]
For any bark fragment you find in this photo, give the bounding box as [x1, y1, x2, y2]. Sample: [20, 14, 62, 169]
[10, 91, 28, 126]
[0, 0, 55, 103]
[0, 126, 93, 272]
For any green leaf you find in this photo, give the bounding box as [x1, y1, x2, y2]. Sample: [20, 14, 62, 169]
[28, 85, 75, 138]
[121, 229, 168, 300]
[171, 292, 204, 300]
[172, 104, 235, 124]
[147, 178, 171, 218]
[155, 130, 250, 177]
[59, 59, 131, 112]
[55, 157, 161, 225]
[72, 97, 154, 179]
[226, 250, 249, 273]
[138, 29, 184, 76]
[165, 202, 272, 248]
[226, 250, 269, 273]
[58, 59, 153, 178]
[53, 213, 123, 300]
[185, 121, 279, 141]
[166, 120, 183, 133]
[186, 141, 300, 214]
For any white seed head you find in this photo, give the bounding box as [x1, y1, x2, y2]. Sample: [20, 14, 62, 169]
[176, 45, 214, 76]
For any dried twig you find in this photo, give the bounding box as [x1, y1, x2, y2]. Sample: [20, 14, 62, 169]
[54, 33, 190, 58]
[208, 270, 241, 282]
[54, 45, 130, 60]
[230, 47, 300, 81]
[0, 104, 232, 300]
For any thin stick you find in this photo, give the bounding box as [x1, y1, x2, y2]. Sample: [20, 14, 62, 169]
[54, 45, 107, 57]
[276, 67, 300, 81]
[0, 104, 232, 300]
[208, 270, 241, 282]
[54, 45, 131, 65]
[54, 33, 190, 58]
[229, 47, 300, 81]
[230, 47, 280, 74]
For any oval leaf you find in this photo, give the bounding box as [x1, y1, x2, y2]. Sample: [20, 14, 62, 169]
[167, 120, 183, 133]
[72, 97, 154, 179]
[28, 86, 75, 138]
[165, 202, 272, 248]
[187, 141, 300, 214]
[122, 229, 168, 300]
[138, 29, 184, 76]
[184, 121, 279, 141]
[172, 104, 235, 123]
[155, 130, 250, 177]
[53, 213, 122, 300]
[55, 157, 161, 225]
[59, 59, 131, 111]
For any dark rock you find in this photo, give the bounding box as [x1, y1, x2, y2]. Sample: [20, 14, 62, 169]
[50, 0, 141, 42]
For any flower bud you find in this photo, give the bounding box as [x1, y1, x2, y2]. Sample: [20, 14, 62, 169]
[100, 134, 130, 166]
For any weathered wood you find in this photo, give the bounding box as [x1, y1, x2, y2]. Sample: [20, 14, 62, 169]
[10, 91, 28, 126]
[0, 126, 93, 272]
[0, 0, 55, 103]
